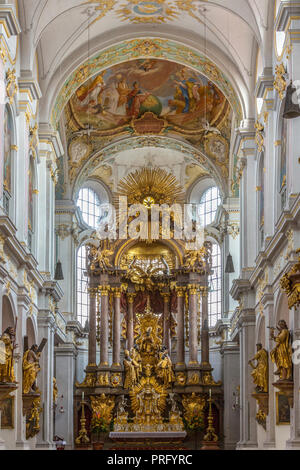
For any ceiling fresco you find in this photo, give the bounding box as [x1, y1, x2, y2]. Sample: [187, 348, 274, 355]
[61, 57, 232, 198]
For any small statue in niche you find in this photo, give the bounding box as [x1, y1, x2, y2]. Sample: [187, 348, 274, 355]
[130, 344, 142, 381]
[0, 327, 16, 383]
[248, 343, 268, 393]
[270, 320, 293, 381]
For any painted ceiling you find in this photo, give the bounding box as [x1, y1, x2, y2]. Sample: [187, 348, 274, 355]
[61, 57, 232, 198]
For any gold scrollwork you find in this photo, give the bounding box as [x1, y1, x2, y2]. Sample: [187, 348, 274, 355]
[255, 121, 264, 154]
[6, 69, 17, 104]
[274, 63, 287, 100]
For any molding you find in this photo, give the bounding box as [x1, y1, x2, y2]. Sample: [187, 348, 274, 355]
[0, 5, 21, 37]
[230, 278, 252, 301]
[255, 71, 274, 99]
[275, 1, 300, 31]
[18, 77, 42, 101]
[39, 122, 64, 158]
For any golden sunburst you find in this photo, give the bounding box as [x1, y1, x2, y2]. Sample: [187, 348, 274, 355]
[116, 167, 185, 206]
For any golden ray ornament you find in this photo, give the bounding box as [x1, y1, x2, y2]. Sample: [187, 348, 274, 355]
[116, 167, 185, 206]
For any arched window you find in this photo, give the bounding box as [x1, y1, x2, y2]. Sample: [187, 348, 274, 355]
[3, 107, 12, 215]
[208, 243, 222, 327]
[77, 187, 101, 229]
[77, 244, 89, 328]
[199, 187, 221, 227]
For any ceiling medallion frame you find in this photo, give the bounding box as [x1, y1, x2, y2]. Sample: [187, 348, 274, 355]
[52, 38, 242, 128]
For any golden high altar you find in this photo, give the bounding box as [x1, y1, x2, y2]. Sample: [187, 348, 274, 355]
[74, 168, 223, 449]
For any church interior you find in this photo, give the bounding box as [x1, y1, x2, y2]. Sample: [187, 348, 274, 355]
[0, 0, 300, 451]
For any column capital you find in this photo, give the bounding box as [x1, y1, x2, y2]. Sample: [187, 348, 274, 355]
[87, 287, 98, 298]
[199, 286, 209, 297]
[127, 293, 136, 304]
[175, 287, 185, 297]
[188, 284, 199, 295]
[98, 285, 110, 296]
[161, 292, 170, 301]
[112, 287, 121, 298]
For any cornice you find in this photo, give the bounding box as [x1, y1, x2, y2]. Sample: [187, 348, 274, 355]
[18, 76, 42, 101]
[0, 5, 21, 37]
[275, 1, 300, 31]
[230, 277, 252, 300]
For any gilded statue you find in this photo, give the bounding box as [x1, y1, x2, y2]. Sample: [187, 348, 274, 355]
[130, 344, 142, 381]
[156, 347, 175, 387]
[123, 349, 139, 389]
[23, 344, 40, 394]
[270, 320, 293, 381]
[88, 242, 114, 271]
[248, 343, 268, 393]
[0, 327, 16, 383]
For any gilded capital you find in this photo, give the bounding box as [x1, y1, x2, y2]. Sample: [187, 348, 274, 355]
[127, 293, 136, 304]
[88, 287, 98, 298]
[188, 284, 199, 295]
[98, 285, 110, 296]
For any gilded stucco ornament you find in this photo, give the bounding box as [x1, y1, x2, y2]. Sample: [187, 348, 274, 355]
[182, 393, 205, 428]
[5, 68, 17, 104]
[90, 394, 115, 424]
[26, 396, 42, 440]
[274, 63, 287, 100]
[255, 121, 264, 154]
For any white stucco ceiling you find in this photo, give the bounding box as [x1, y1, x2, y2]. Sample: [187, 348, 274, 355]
[17, 0, 274, 122]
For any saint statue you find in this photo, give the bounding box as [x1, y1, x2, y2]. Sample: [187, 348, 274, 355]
[0, 327, 16, 383]
[130, 344, 142, 381]
[156, 347, 175, 387]
[248, 343, 268, 393]
[23, 344, 40, 394]
[270, 320, 293, 381]
[140, 327, 158, 355]
[123, 350, 138, 389]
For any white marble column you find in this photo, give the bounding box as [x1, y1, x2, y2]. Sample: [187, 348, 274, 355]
[221, 341, 240, 450]
[54, 343, 77, 450]
[15, 292, 30, 450]
[286, 304, 300, 449]
[237, 310, 258, 449]
[263, 297, 276, 449]
[35, 311, 55, 449]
